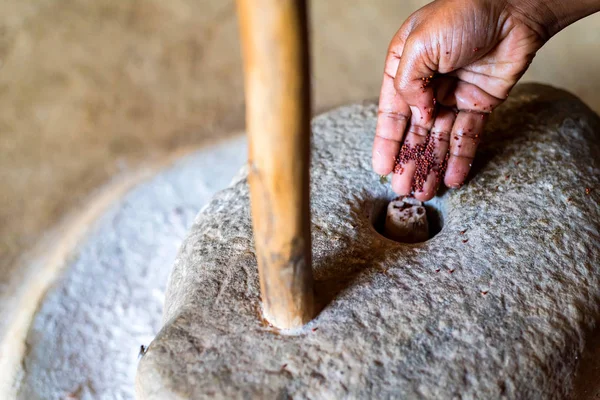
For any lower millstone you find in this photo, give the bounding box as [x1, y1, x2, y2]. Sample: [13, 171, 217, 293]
[137, 84, 600, 399]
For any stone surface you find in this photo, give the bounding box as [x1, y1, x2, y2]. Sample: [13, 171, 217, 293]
[383, 197, 429, 243]
[3, 3, 600, 396]
[16, 137, 246, 400]
[137, 84, 600, 399]
[4, 0, 600, 289]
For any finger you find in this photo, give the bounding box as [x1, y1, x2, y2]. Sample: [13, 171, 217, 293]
[391, 87, 438, 196]
[452, 80, 504, 113]
[394, 34, 438, 127]
[432, 75, 458, 108]
[393, 75, 440, 193]
[373, 31, 411, 175]
[373, 58, 411, 175]
[413, 108, 455, 201]
[392, 96, 438, 195]
[455, 63, 519, 100]
[444, 111, 488, 188]
[391, 122, 430, 196]
[436, 77, 504, 113]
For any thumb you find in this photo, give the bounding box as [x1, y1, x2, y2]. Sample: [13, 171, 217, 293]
[394, 34, 439, 127]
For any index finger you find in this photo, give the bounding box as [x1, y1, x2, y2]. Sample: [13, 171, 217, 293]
[394, 34, 438, 126]
[372, 36, 411, 175]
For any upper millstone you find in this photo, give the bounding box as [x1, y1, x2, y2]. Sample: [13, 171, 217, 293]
[137, 84, 600, 399]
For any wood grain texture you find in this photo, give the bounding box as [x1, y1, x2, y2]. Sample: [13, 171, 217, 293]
[236, 0, 315, 329]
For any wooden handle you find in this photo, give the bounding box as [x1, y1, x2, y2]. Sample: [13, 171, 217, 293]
[236, 0, 315, 329]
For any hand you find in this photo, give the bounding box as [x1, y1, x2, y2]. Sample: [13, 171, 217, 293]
[372, 0, 546, 200]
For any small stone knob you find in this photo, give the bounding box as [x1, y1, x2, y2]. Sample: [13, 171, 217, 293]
[384, 197, 429, 243]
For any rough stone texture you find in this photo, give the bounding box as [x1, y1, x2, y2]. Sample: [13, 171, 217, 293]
[17, 137, 246, 399]
[3, 3, 600, 396]
[137, 84, 600, 399]
[4, 0, 600, 285]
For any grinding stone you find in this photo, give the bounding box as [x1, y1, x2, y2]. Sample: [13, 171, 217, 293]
[17, 137, 247, 399]
[137, 84, 600, 399]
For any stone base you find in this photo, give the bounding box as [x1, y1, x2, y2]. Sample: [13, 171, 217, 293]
[137, 84, 600, 399]
[15, 138, 247, 399]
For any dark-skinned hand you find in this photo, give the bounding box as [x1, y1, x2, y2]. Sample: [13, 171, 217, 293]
[373, 0, 600, 200]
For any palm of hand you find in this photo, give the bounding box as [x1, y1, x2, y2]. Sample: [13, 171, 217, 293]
[372, 0, 544, 200]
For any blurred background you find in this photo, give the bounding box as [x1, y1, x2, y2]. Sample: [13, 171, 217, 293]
[1, 1, 599, 398]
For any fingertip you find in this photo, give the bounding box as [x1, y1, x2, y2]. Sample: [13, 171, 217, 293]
[415, 172, 440, 201]
[391, 170, 413, 196]
[372, 136, 400, 175]
[414, 190, 434, 202]
[444, 110, 484, 189]
[444, 174, 464, 189]
[444, 157, 471, 188]
[372, 159, 393, 176]
[444, 177, 463, 189]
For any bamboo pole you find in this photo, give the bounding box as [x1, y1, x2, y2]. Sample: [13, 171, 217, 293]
[236, 0, 315, 329]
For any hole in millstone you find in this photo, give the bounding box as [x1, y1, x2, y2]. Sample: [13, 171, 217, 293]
[371, 195, 444, 243]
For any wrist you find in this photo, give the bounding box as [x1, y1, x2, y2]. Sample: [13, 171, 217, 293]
[507, 0, 600, 39]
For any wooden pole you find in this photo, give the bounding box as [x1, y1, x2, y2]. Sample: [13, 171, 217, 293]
[236, 0, 315, 329]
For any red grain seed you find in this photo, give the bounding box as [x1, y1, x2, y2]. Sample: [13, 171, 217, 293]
[567, 197, 573, 202]
[585, 187, 592, 195]
[460, 229, 468, 235]
[393, 132, 448, 193]
[312, 327, 318, 332]
[462, 239, 469, 243]
[481, 291, 488, 295]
